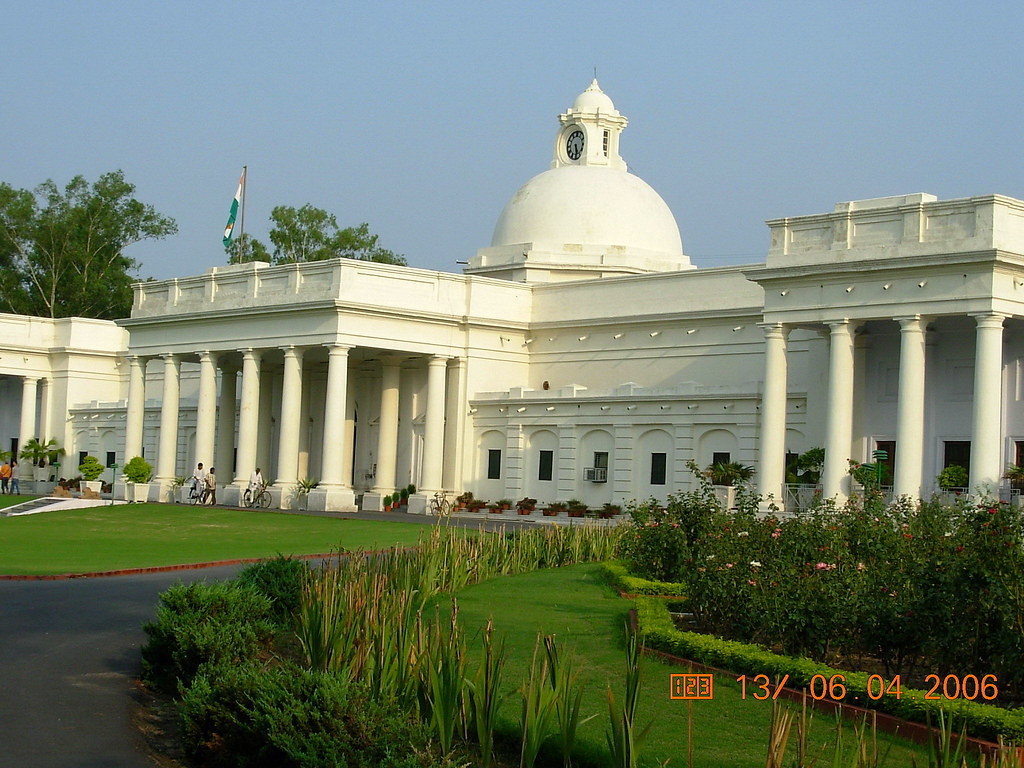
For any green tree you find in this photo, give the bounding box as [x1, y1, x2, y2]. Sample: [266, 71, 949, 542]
[226, 233, 271, 264]
[228, 204, 406, 266]
[0, 171, 177, 319]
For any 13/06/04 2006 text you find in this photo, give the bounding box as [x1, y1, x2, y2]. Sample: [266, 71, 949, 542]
[670, 673, 999, 702]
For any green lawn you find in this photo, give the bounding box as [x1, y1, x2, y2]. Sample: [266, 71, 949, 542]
[0, 504, 430, 575]
[445, 564, 929, 767]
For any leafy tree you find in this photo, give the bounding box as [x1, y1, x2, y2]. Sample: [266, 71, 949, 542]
[228, 204, 405, 266]
[226, 233, 271, 265]
[0, 171, 177, 319]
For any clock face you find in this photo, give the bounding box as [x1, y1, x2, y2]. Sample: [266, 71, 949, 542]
[565, 129, 585, 161]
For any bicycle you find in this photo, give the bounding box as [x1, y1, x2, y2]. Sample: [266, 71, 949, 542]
[243, 483, 272, 509]
[428, 490, 452, 517]
[188, 481, 203, 505]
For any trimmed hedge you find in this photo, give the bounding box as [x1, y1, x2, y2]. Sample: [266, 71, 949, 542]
[141, 581, 275, 694]
[179, 660, 439, 768]
[635, 596, 1024, 742]
[236, 555, 311, 626]
[600, 560, 687, 596]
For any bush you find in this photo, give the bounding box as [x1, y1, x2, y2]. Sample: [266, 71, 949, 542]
[141, 581, 274, 694]
[122, 456, 153, 483]
[78, 454, 105, 481]
[236, 556, 311, 626]
[179, 660, 441, 768]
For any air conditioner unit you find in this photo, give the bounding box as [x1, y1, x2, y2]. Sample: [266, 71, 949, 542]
[583, 467, 607, 483]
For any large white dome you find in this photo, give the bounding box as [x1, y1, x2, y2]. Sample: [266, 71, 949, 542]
[490, 165, 684, 258]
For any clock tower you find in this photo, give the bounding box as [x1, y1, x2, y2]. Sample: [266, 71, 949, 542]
[552, 79, 628, 171]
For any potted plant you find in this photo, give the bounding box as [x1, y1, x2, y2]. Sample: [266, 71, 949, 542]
[19, 437, 64, 482]
[382, 493, 393, 512]
[567, 498, 587, 517]
[467, 498, 486, 513]
[598, 502, 621, 519]
[937, 464, 969, 493]
[294, 477, 319, 511]
[78, 455, 105, 492]
[456, 491, 474, 510]
[706, 461, 754, 509]
[406, 483, 416, 496]
[487, 501, 503, 514]
[399, 487, 410, 508]
[516, 497, 537, 515]
[543, 501, 565, 517]
[497, 498, 512, 511]
[122, 456, 153, 503]
[1005, 464, 1024, 493]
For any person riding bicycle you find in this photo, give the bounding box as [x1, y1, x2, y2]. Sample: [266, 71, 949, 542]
[191, 462, 207, 499]
[248, 467, 264, 493]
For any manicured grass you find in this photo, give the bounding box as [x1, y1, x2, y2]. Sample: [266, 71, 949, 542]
[0, 504, 430, 575]
[0, 494, 35, 509]
[446, 563, 929, 767]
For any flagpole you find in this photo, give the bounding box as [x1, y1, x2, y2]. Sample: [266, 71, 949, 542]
[239, 165, 247, 249]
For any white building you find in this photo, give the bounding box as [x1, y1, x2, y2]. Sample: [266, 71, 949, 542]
[4, 81, 1024, 511]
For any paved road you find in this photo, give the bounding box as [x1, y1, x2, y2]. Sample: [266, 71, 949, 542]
[0, 565, 243, 768]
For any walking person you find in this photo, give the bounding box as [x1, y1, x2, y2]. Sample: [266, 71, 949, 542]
[201, 467, 217, 505]
[0, 460, 10, 494]
[191, 462, 207, 501]
[9, 460, 20, 495]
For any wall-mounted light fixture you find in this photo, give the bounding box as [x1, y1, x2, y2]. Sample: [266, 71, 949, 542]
[516, 406, 527, 413]
[468, 407, 478, 414]
[612, 333, 624, 339]
[545, 406, 555, 412]
[918, 280, 927, 288]
[523, 338, 534, 345]
[732, 326, 744, 332]
[660, 405, 671, 410]
[779, 290, 789, 296]
[882, 283, 892, 290]
[845, 286, 855, 293]
[626, 405, 637, 410]
[686, 328, 698, 334]
[600, 405, 611, 411]
[649, 331, 661, 337]
[578, 335, 588, 341]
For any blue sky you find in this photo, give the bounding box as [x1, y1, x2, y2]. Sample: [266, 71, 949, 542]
[4, 1, 1023, 280]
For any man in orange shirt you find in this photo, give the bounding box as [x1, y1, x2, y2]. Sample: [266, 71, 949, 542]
[0, 460, 11, 494]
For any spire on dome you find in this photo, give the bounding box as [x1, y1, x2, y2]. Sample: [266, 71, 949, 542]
[572, 79, 617, 113]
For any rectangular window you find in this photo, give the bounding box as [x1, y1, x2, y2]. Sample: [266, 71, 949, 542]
[712, 451, 731, 466]
[487, 449, 501, 480]
[106, 451, 116, 468]
[944, 441, 971, 471]
[1016, 441, 1024, 466]
[538, 450, 554, 481]
[593, 451, 609, 470]
[10, 438, 18, 460]
[651, 453, 667, 485]
[602, 130, 609, 156]
[79, 451, 89, 469]
[874, 441, 895, 483]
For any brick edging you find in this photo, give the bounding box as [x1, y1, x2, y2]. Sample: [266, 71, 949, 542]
[0, 551, 342, 581]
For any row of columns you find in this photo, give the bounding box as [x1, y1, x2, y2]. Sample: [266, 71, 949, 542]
[758, 312, 1006, 502]
[124, 347, 464, 508]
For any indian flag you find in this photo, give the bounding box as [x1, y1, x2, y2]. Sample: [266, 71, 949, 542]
[222, 168, 245, 248]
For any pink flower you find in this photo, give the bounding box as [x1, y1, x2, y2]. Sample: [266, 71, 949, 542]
[748, 580, 757, 586]
[856, 562, 866, 571]
[725, 563, 734, 569]
[771, 529, 781, 539]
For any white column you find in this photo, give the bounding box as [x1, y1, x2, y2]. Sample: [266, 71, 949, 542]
[757, 323, 789, 505]
[233, 349, 261, 486]
[821, 321, 856, 500]
[124, 356, 146, 460]
[372, 356, 402, 494]
[342, 365, 357, 487]
[420, 355, 448, 493]
[970, 313, 1006, 493]
[216, 366, 237, 481]
[274, 346, 304, 487]
[256, 364, 276, 475]
[319, 345, 352, 487]
[894, 316, 926, 498]
[309, 345, 356, 512]
[18, 376, 38, 457]
[195, 351, 218, 469]
[442, 357, 467, 491]
[155, 354, 181, 485]
[38, 377, 52, 445]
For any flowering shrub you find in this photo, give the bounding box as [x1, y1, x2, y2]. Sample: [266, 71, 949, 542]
[620, 469, 1024, 702]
